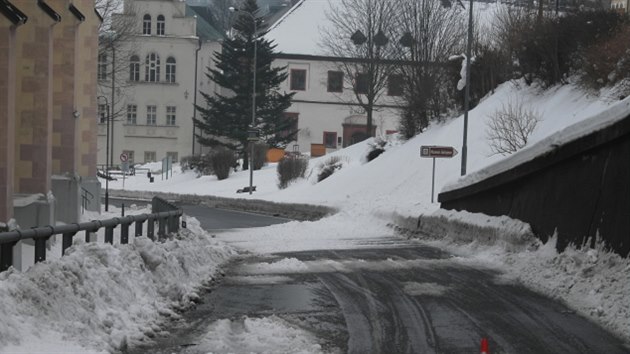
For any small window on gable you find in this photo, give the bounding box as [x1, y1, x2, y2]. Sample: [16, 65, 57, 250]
[290, 69, 306, 91]
[157, 15, 165, 35]
[327, 71, 343, 93]
[143, 14, 151, 35]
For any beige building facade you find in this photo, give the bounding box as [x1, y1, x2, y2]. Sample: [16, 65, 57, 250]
[0, 0, 100, 229]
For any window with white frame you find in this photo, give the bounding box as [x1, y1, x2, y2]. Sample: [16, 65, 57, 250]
[166, 106, 176, 126]
[355, 73, 369, 94]
[165, 57, 176, 83]
[98, 53, 107, 81]
[290, 69, 307, 91]
[98, 104, 107, 123]
[157, 15, 165, 35]
[145, 53, 160, 82]
[122, 150, 134, 164]
[146, 105, 157, 125]
[129, 55, 140, 82]
[126, 104, 137, 125]
[327, 71, 343, 93]
[142, 14, 151, 35]
[323, 131, 337, 149]
[144, 151, 156, 163]
[166, 151, 178, 163]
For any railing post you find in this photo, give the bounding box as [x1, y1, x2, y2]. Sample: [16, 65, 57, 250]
[85, 229, 91, 243]
[158, 216, 166, 239]
[105, 226, 114, 244]
[35, 236, 51, 263]
[147, 217, 155, 241]
[121, 221, 129, 244]
[0, 241, 18, 272]
[62, 232, 76, 255]
[135, 220, 144, 237]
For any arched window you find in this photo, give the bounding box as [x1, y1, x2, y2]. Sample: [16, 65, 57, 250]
[129, 55, 140, 82]
[145, 53, 160, 82]
[166, 57, 176, 83]
[142, 14, 151, 35]
[157, 15, 165, 36]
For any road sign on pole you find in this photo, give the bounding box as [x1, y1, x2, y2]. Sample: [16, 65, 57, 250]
[420, 145, 458, 203]
[120, 153, 128, 162]
[420, 145, 458, 158]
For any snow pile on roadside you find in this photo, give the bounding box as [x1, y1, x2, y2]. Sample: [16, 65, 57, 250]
[500, 236, 630, 343]
[401, 210, 630, 343]
[216, 210, 394, 254]
[0, 216, 236, 353]
[185, 315, 325, 354]
[393, 208, 539, 253]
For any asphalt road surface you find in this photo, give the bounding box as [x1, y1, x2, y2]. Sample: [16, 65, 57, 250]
[129, 244, 629, 353]
[120, 200, 629, 353]
[109, 197, 291, 230]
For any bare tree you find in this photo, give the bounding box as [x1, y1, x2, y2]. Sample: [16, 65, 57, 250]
[96, 0, 137, 123]
[395, 0, 467, 138]
[486, 97, 541, 155]
[321, 0, 400, 141]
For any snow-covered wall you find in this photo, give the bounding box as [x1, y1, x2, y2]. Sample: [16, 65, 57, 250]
[439, 107, 630, 256]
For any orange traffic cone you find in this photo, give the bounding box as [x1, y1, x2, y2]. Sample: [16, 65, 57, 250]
[480, 337, 490, 354]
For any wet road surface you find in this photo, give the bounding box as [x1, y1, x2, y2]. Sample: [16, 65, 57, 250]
[128, 238, 630, 353]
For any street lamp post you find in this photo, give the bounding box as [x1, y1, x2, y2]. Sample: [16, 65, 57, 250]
[97, 95, 110, 211]
[229, 6, 258, 195]
[461, 0, 473, 176]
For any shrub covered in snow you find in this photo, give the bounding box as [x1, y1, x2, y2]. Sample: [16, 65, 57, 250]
[277, 154, 309, 189]
[365, 137, 388, 162]
[181, 154, 213, 176]
[252, 143, 268, 170]
[211, 148, 237, 180]
[316, 156, 347, 182]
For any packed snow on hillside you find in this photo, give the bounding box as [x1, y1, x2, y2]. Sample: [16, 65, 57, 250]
[1, 80, 629, 353]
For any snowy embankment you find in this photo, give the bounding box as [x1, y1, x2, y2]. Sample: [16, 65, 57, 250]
[0, 207, 236, 353]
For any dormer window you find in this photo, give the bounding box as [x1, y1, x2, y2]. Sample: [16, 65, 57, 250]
[142, 14, 151, 35]
[157, 15, 165, 36]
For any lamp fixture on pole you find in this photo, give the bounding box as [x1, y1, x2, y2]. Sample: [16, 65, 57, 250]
[229, 6, 258, 195]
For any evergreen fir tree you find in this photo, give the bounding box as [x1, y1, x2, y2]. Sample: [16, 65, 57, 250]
[194, 0, 296, 170]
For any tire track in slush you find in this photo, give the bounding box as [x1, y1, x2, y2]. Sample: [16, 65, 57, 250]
[319, 272, 438, 353]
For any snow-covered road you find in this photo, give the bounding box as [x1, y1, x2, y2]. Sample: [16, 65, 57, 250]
[128, 237, 629, 353]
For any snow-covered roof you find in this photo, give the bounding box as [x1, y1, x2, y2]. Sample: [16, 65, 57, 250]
[265, 0, 332, 56]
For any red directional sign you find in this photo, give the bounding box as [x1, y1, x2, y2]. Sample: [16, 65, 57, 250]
[420, 145, 458, 158]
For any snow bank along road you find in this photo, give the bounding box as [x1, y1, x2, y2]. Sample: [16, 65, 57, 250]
[129, 236, 629, 353]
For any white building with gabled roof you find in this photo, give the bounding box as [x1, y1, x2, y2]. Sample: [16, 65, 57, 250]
[266, 0, 403, 156]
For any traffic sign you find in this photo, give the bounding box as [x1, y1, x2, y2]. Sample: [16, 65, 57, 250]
[120, 153, 128, 162]
[421, 145, 458, 158]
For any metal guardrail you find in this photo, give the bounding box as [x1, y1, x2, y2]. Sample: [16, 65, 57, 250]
[0, 197, 183, 272]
